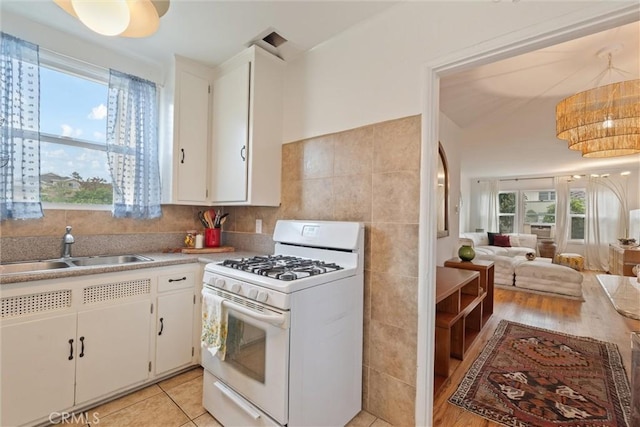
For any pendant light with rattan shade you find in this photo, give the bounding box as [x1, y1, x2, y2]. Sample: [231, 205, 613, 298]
[556, 47, 640, 158]
[53, 0, 170, 38]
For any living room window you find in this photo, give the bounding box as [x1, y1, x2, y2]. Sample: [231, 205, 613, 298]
[523, 190, 556, 226]
[498, 191, 517, 233]
[569, 189, 586, 240]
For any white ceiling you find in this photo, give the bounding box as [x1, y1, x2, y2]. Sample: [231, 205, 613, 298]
[1, 1, 399, 67]
[3, 2, 639, 179]
[440, 21, 640, 179]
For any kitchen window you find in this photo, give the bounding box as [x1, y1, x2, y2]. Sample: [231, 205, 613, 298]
[39, 58, 112, 208]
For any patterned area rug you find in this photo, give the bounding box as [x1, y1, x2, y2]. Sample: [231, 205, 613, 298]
[449, 320, 632, 427]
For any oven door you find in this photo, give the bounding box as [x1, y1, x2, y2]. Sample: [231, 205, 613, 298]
[201, 287, 290, 425]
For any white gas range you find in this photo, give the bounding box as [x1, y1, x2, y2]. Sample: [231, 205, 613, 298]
[201, 220, 364, 427]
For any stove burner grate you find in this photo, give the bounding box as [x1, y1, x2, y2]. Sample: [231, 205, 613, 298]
[220, 255, 343, 281]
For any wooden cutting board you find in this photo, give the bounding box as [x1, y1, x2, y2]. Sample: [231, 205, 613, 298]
[180, 246, 235, 254]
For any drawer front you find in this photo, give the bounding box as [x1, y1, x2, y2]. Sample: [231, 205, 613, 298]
[158, 271, 195, 292]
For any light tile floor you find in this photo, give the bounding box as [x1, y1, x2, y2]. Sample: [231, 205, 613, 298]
[74, 367, 387, 427]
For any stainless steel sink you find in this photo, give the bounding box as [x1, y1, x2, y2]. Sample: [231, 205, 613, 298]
[0, 254, 153, 274]
[0, 260, 71, 274]
[69, 254, 153, 267]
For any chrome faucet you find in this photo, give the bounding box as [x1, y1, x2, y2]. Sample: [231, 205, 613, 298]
[61, 226, 75, 258]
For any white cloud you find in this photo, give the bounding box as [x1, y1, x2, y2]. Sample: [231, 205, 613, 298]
[88, 104, 107, 120]
[60, 124, 83, 138]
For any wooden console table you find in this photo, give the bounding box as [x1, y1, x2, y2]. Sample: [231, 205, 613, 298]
[434, 266, 492, 395]
[444, 258, 495, 324]
[609, 244, 640, 276]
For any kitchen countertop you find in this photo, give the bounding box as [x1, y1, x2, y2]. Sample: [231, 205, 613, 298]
[0, 250, 260, 285]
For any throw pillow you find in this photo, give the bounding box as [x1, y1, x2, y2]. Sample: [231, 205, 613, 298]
[509, 235, 521, 247]
[493, 234, 511, 247]
[487, 232, 500, 245]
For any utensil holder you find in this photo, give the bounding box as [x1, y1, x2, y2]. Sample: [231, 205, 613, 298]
[205, 228, 221, 247]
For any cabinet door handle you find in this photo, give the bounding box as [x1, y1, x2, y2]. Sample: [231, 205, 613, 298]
[240, 145, 246, 161]
[168, 277, 187, 282]
[158, 318, 164, 335]
[79, 336, 85, 358]
[181, 148, 185, 164]
[68, 339, 74, 360]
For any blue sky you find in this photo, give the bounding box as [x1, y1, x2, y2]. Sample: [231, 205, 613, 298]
[40, 66, 111, 181]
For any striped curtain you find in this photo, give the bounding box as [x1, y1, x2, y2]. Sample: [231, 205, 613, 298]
[106, 69, 161, 219]
[0, 32, 43, 220]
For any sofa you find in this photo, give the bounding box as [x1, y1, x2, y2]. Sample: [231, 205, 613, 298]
[457, 231, 583, 299]
[458, 232, 538, 286]
[459, 232, 538, 257]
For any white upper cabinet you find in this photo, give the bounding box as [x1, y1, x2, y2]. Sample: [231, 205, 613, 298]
[164, 56, 213, 205]
[210, 45, 284, 206]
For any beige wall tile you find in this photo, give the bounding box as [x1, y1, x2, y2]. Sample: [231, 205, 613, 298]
[370, 223, 419, 277]
[302, 135, 334, 179]
[334, 127, 373, 177]
[65, 210, 126, 235]
[282, 141, 303, 182]
[369, 320, 417, 386]
[370, 272, 418, 332]
[161, 205, 201, 233]
[362, 366, 370, 413]
[334, 175, 372, 222]
[372, 115, 421, 174]
[363, 271, 371, 367]
[371, 171, 420, 224]
[300, 178, 334, 220]
[280, 179, 303, 220]
[368, 369, 416, 426]
[0, 209, 65, 237]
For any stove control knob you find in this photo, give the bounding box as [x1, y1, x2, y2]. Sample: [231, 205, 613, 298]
[214, 278, 225, 288]
[230, 283, 240, 293]
[256, 291, 268, 303]
[248, 289, 258, 299]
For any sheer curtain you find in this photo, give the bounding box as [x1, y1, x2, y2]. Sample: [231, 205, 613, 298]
[470, 179, 499, 232]
[0, 33, 43, 220]
[584, 176, 625, 271]
[553, 176, 570, 253]
[106, 69, 161, 219]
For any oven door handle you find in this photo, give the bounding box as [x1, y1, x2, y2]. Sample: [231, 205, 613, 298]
[222, 299, 286, 327]
[214, 381, 261, 420]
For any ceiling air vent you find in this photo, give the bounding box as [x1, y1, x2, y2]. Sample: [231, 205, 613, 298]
[248, 28, 300, 61]
[262, 31, 287, 49]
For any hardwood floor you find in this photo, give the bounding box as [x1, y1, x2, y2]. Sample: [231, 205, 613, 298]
[432, 270, 640, 426]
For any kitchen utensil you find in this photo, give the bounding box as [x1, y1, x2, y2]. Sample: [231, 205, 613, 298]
[197, 211, 210, 228]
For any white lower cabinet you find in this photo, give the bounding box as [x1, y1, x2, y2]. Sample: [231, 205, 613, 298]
[1, 313, 77, 427]
[0, 263, 201, 427]
[75, 300, 152, 403]
[155, 290, 195, 375]
[155, 269, 196, 375]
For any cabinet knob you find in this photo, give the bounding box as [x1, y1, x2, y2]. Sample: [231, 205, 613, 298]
[181, 148, 185, 164]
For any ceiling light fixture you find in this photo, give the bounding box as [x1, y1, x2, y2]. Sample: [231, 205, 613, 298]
[556, 45, 640, 158]
[53, 0, 170, 38]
